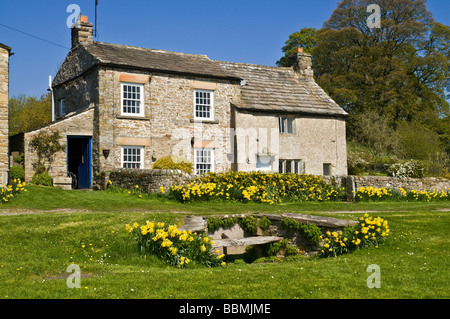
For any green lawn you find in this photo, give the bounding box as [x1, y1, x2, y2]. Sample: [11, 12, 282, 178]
[0, 186, 448, 299]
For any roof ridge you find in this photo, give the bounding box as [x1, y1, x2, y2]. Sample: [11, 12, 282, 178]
[90, 41, 210, 59]
[215, 60, 292, 71]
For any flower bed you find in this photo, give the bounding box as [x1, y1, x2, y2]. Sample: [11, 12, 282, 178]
[125, 221, 225, 268]
[1, 179, 27, 204]
[319, 214, 390, 257]
[167, 172, 344, 204]
[355, 186, 449, 202]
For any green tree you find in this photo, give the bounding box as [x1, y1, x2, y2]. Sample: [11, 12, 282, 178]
[9, 93, 52, 136]
[276, 27, 317, 67]
[312, 0, 449, 127]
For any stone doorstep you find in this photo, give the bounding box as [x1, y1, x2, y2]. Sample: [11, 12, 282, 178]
[53, 176, 73, 191]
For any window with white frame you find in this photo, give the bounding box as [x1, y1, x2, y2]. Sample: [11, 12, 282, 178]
[59, 98, 66, 116]
[121, 83, 144, 116]
[194, 89, 213, 120]
[195, 148, 214, 175]
[279, 159, 304, 174]
[121, 146, 144, 169]
[279, 117, 294, 134]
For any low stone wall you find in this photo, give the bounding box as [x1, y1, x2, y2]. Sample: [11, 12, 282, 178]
[97, 168, 193, 193]
[341, 175, 450, 200]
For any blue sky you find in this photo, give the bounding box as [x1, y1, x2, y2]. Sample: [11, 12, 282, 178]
[1, 0, 449, 98]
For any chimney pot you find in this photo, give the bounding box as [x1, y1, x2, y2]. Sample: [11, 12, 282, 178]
[295, 47, 303, 53]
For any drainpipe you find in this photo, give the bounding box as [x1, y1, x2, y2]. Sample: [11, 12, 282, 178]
[48, 75, 55, 122]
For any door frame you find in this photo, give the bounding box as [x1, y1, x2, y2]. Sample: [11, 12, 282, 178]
[67, 135, 92, 188]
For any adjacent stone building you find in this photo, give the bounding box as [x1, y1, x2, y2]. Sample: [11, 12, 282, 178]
[23, 16, 348, 189]
[0, 43, 12, 187]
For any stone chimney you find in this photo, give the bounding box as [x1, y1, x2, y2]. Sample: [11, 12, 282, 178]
[71, 15, 93, 48]
[293, 47, 313, 77]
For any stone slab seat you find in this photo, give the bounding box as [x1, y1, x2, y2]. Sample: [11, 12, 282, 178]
[213, 236, 283, 248]
[276, 213, 358, 228]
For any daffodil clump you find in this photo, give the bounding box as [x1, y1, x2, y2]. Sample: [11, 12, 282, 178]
[355, 186, 449, 202]
[319, 214, 390, 258]
[168, 171, 344, 204]
[398, 188, 449, 202]
[126, 221, 225, 268]
[1, 179, 27, 204]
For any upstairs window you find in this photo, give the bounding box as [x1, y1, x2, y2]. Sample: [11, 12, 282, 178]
[279, 117, 294, 134]
[194, 89, 213, 120]
[121, 83, 144, 116]
[59, 99, 66, 117]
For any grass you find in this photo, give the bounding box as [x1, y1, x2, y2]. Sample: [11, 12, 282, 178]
[0, 186, 449, 299]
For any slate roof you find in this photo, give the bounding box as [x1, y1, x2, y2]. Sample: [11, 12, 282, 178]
[83, 42, 241, 81]
[56, 41, 346, 117]
[218, 61, 348, 117]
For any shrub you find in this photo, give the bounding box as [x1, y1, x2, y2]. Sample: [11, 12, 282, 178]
[207, 217, 238, 233]
[29, 129, 65, 173]
[387, 160, 427, 178]
[9, 166, 25, 180]
[280, 218, 323, 244]
[152, 156, 193, 174]
[126, 221, 225, 268]
[31, 172, 53, 186]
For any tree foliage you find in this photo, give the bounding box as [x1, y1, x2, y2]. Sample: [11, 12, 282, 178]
[276, 27, 317, 67]
[9, 93, 52, 136]
[313, 0, 449, 124]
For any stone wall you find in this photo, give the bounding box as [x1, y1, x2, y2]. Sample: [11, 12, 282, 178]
[102, 168, 193, 193]
[233, 109, 348, 176]
[23, 108, 94, 182]
[96, 67, 241, 176]
[0, 44, 11, 186]
[329, 175, 450, 201]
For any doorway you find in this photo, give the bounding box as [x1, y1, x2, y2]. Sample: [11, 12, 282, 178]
[67, 136, 92, 189]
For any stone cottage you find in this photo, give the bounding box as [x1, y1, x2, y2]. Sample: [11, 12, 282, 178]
[23, 16, 347, 189]
[0, 43, 12, 187]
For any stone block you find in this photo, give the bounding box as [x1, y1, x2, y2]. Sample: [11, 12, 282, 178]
[53, 176, 73, 190]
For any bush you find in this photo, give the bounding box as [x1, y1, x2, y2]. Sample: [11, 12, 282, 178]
[152, 156, 193, 174]
[280, 218, 322, 244]
[9, 166, 25, 180]
[387, 160, 426, 178]
[31, 172, 53, 186]
[396, 121, 442, 161]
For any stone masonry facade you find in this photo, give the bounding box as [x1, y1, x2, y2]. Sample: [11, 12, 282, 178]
[22, 16, 349, 189]
[0, 43, 11, 187]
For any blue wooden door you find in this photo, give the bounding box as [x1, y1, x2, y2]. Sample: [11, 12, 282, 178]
[77, 138, 91, 188]
[68, 137, 91, 189]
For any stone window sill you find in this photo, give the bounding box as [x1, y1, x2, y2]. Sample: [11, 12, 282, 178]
[116, 115, 150, 121]
[189, 119, 219, 124]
